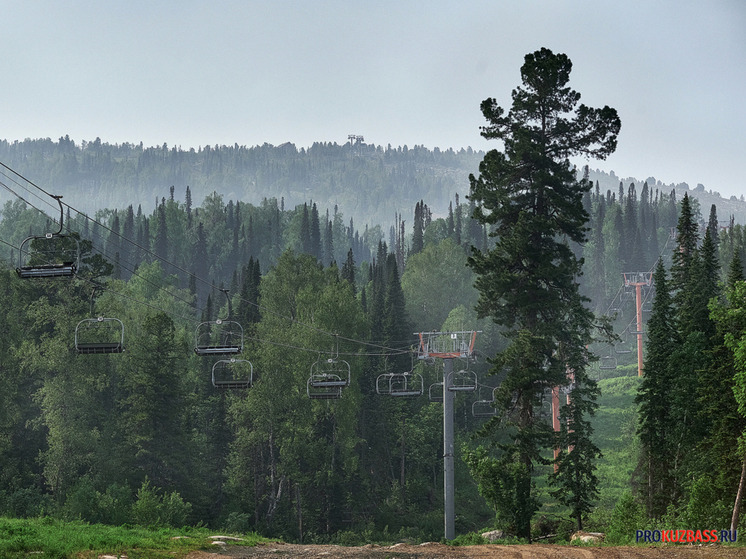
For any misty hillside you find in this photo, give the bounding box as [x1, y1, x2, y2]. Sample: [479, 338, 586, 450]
[1, 137, 744, 227]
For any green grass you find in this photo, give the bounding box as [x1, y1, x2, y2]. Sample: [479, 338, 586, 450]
[0, 516, 267, 559]
[592, 374, 642, 514]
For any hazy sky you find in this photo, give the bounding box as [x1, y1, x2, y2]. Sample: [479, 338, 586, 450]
[2, 1, 745, 199]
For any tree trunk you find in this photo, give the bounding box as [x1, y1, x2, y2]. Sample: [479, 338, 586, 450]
[731, 455, 746, 533]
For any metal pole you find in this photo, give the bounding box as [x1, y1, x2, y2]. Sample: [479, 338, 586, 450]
[635, 283, 644, 377]
[443, 357, 455, 540]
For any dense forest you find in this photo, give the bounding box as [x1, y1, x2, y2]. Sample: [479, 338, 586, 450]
[1, 139, 746, 543]
[1, 136, 744, 232]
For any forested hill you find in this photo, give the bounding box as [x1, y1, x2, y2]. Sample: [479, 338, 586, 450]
[0, 137, 482, 228]
[2, 137, 744, 228]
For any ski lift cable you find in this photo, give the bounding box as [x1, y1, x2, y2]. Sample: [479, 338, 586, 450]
[0, 232, 413, 359]
[0, 162, 424, 358]
[0, 171, 63, 218]
[0, 178, 203, 316]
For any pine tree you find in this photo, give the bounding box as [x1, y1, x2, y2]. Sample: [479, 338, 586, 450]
[467, 48, 619, 538]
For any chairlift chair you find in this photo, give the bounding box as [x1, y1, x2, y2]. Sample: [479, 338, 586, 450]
[307, 351, 350, 399]
[472, 387, 498, 418]
[212, 358, 253, 390]
[376, 373, 394, 395]
[17, 196, 80, 279]
[307, 375, 344, 399]
[310, 357, 351, 388]
[75, 316, 125, 354]
[599, 355, 618, 370]
[428, 382, 444, 402]
[388, 372, 424, 397]
[614, 333, 633, 354]
[447, 369, 477, 392]
[195, 289, 244, 356]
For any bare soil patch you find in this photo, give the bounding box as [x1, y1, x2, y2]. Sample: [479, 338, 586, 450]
[187, 542, 745, 559]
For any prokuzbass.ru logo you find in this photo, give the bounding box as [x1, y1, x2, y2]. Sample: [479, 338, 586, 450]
[636, 529, 738, 543]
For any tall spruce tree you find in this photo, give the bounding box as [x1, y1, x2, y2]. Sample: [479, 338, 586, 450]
[636, 259, 679, 518]
[467, 48, 620, 538]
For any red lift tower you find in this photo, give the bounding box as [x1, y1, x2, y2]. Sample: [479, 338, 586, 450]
[622, 271, 653, 377]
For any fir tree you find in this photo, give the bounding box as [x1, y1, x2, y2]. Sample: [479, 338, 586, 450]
[341, 248, 356, 296]
[412, 201, 424, 255]
[636, 259, 679, 518]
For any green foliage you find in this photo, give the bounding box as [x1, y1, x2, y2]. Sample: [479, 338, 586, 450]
[2, 124, 746, 545]
[680, 475, 731, 528]
[463, 445, 537, 535]
[605, 493, 644, 545]
[467, 48, 619, 540]
[131, 479, 192, 528]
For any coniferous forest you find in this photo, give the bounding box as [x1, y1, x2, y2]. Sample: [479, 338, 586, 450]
[1, 51, 746, 546]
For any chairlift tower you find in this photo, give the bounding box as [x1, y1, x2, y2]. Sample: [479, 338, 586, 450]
[622, 272, 653, 377]
[347, 134, 364, 156]
[416, 330, 478, 541]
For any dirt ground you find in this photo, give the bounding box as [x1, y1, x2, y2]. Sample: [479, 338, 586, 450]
[187, 541, 746, 559]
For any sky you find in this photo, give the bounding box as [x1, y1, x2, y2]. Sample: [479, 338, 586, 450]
[2, 1, 745, 199]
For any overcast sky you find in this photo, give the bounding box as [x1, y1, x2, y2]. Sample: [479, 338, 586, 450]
[2, 1, 744, 199]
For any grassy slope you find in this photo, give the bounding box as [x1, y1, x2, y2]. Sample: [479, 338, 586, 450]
[0, 517, 267, 559]
[589, 369, 642, 526]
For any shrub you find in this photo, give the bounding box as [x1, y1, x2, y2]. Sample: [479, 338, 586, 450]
[131, 478, 192, 528]
[605, 492, 644, 545]
[7, 486, 51, 518]
[449, 532, 487, 546]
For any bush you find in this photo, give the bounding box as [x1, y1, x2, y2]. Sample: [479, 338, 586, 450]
[449, 532, 487, 546]
[7, 486, 51, 518]
[223, 511, 252, 534]
[605, 492, 644, 545]
[131, 479, 192, 528]
[682, 475, 731, 528]
[65, 477, 101, 523]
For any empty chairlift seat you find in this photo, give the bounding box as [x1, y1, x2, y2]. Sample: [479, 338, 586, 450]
[212, 358, 253, 390]
[75, 317, 125, 354]
[16, 195, 80, 279]
[194, 318, 244, 355]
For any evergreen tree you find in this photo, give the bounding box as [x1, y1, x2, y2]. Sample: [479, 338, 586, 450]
[185, 185, 193, 229]
[300, 203, 311, 256]
[154, 203, 169, 263]
[121, 205, 135, 279]
[310, 202, 322, 261]
[341, 248, 356, 296]
[636, 259, 679, 518]
[671, 193, 699, 300]
[707, 203, 719, 251]
[550, 378, 602, 531]
[412, 201, 424, 255]
[466, 48, 619, 538]
[728, 252, 745, 290]
[323, 217, 334, 266]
